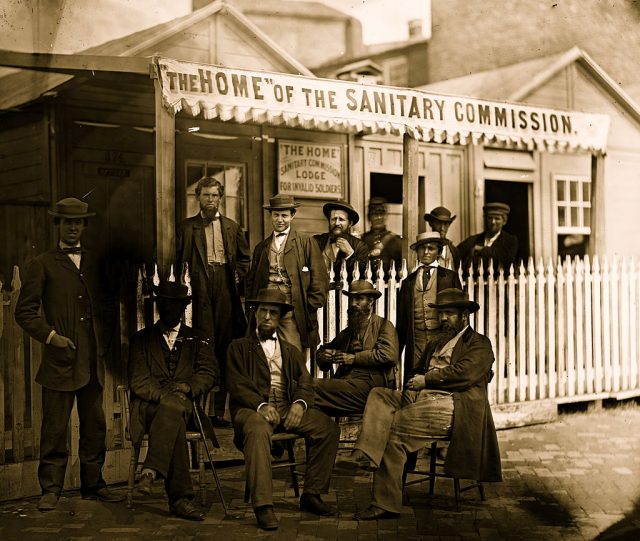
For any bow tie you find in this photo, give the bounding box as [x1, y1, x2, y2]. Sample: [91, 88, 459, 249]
[263, 335, 277, 341]
[203, 216, 219, 225]
[275, 232, 287, 237]
[62, 246, 81, 254]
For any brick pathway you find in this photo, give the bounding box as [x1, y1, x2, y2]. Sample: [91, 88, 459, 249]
[1, 405, 639, 540]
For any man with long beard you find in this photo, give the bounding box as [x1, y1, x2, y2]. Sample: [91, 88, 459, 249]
[351, 288, 502, 520]
[314, 280, 398, 416]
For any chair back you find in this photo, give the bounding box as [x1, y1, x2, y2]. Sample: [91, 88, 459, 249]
[116, 384, 133, 443]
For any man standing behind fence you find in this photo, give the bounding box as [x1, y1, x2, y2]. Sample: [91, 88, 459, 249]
[245, 194, 328, 352]
[15, 197, 123, 510]
[361, 197, 402, 280]
[176, 176, 250, 428]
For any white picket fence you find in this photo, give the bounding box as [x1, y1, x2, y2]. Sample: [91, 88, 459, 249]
[146, 254, 640, 407]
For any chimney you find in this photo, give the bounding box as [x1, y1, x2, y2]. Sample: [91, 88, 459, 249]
[408, 19, 423, 41]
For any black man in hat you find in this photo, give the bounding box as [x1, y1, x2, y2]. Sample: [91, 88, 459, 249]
[15, 197, 121, 510]
[227, 288, 340, 531]
[424, 206, 460, 271]
[361, 197, 402, 280]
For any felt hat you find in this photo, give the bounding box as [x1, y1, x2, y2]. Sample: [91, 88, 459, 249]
[323, 199, 360, 225]
[341, 279, 382, 299]
[263, 194, 301, 211]
[424, 206, 456, 223]
[483, 202, 510, 216]
[48, 197, 95, 219]
[152, 281, 192, 302]
[410, 231, 446, 251]
[428, 288, 480, 313]
[247, 288, 294, 314]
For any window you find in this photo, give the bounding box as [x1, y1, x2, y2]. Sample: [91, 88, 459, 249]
[185, 161, 247, 229]
[555, 175, 591, 257]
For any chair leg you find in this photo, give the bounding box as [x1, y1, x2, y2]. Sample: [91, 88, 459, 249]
[453, 478, 461, 512]
[128, 446, 141, 509]
[428, 442, 438, 496]
[197, 440, 207, 505]
[285, 440, 300, 498]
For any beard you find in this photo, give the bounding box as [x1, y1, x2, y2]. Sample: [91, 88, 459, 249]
[432, 324, 458, 350]
[347, 304, 371, 330]
[201, 204, 218, 220]
[257, 325, 276, 341]
[330, 226, 345, 239]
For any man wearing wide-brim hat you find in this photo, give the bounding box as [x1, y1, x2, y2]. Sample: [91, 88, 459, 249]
[352, 288, 502, 520]
[15, 197, 123, 510]
[457, 201, 519, 275]
[128, 280, 218, 520]
[397, 232, 461, 381]
[245, 194, 328, 353]
[314, 280, 399, 416]
[313, 199, 369, 282]
[424, 206, 460, 271]
[226, 288, 340, 530]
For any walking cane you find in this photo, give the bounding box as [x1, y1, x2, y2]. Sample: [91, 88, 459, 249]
[192, 400, 229, 515]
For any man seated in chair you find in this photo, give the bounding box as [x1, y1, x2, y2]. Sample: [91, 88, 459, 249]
[128, 281, 218, 521]
[227, 288, 340, 531]
[314, 280, 399, 416]
[350, 288, 502, 520]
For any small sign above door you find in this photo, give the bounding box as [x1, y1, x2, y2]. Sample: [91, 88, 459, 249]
[278, 140, 342, 199]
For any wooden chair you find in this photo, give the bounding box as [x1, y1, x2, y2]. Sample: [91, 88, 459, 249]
[243, 432, 306, 503]
[117, 385, 212, 509]
[403, 438, 485, 511]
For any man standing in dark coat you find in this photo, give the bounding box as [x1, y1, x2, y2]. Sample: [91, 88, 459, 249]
[457, 202, 519, 275]
[352, 289, 502, 520]
[245, 194, 328, 352]
[15, 197, 122, 510]
[424, 206, 460, 271]
[227, 289, 340, 531]
[361, 197, 402, 280]
[315, 280, 398, 416]
[396, 233, 461, 381]
[128, 281, 218, 520]
[313, 200, 369, 283]
[176, 176, 250, 427]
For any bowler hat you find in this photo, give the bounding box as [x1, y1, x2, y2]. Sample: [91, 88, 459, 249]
[424, 206, 456, 223]
[48, 197, 96, 219]
[410, 232, 446, 251]
[263, 194, 301, 211]
[483, 202, 510, 216]
[323, 199, 360, 225]
[152, 281, 192, 302]
[428, 288, 480, 313]
[247, 288, 294, 314]
[341, 279, 382, 299]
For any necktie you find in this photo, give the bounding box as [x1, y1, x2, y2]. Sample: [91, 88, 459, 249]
[62, 246, 81, 254]
[422, 266, 431, 285]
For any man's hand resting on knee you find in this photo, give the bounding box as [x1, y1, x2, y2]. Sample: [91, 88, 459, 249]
[283, 402, 305, 430]
[258, 403, 281, 425]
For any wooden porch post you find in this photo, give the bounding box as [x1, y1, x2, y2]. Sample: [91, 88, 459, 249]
[154, 75, 176, 278]
[591, 153, 605, 255]
[402, 133, 419, 269]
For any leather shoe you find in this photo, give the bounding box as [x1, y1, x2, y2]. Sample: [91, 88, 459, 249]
[136, 472, 155, 495]
[255, 505, 279, 530]
[170, 498, 205, 521]
[299, 493, 336, 516]
[82, 487, 125, 503]
[211, 416, 232, 429]
[38, 492, 59, 511]
[354, 506, 399, 521]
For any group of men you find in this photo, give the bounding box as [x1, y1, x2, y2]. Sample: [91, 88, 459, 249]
[15, 179, 506, 530]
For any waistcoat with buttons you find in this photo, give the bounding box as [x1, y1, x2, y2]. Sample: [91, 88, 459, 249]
[268, 237, 291, 286]
[413, 270, 440, 332]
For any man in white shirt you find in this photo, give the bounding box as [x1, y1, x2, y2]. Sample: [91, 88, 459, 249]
[226, 288, 340, 531]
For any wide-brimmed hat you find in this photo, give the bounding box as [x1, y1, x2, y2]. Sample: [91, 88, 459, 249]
[410, 232, 446, 251]
[247, 288, 294, 314]
[424, 206, 456, 223]
[428, 288, 480, 313]
[483, 202, 510, 216]
[263, 194, 301, 211]
[341, 279, 382, 299]
[323, 199, 360, 225]
[48, 197, 96, 219]
[152, 281, 192, 302]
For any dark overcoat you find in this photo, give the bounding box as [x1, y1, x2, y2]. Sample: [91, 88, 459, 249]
[245, 227, 328, 349]
[457, 230, 518, 275]
[127, 323, 218, 445]
[419, 327, 502, 482]
[175, 214, 250, 336]
[313, 232, 369, 280]
[396, 266, 461, 379]
[15, 247, 116, 391]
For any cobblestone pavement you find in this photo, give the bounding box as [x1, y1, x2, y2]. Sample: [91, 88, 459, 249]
[1, 405, 639, 541]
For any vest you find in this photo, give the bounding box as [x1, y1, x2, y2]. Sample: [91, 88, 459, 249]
[268, 237, 291, 286]
[414, 268, 440, 332]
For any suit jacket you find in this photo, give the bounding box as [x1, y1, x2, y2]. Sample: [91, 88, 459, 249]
[127, 323, 218, 444]
[313, 232, 369, 282]
[415, 327, 502, 483]
[15, 247, 116, 391]
[457, 230, 518, 275]
[396, 266, 461, 379]
[245, 227, 328, 348]
[176, 214, 250, 336]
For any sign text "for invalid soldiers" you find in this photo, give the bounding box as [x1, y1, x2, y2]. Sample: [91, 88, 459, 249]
[278, 141, 342, 199]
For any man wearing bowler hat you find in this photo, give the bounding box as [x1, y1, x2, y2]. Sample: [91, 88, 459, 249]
[227, 289, 340, 530]
[397, 232, 461, 381]
[246, 194, 328, 352]
[424, 206, 460, 271]
[15, 197, 122, 510]
[351, 288, 502, 520]
[128, 280, 218, 520]
[314, 279, 398, 416]
[457, 202, 519, 275]
[314, 199, 369, 282]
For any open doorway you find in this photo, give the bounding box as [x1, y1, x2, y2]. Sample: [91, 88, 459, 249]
[485, 180, 531, 262]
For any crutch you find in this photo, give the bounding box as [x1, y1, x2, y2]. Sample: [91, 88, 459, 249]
[192, 400, 229, 515]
